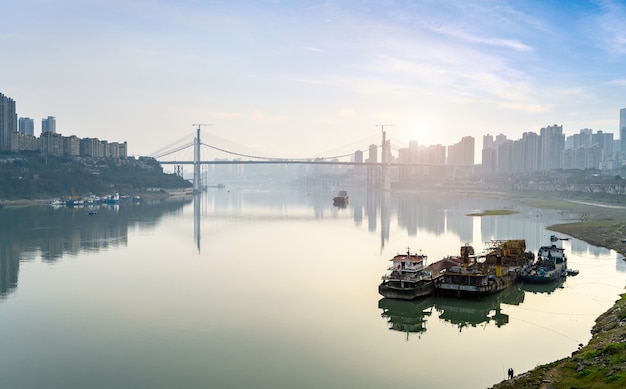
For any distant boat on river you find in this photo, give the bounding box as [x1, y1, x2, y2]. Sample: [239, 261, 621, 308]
[332, 190, 348, 207]
[106, 192, 120, 204]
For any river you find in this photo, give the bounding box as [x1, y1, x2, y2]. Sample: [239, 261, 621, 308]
[1, 187, 624, 389]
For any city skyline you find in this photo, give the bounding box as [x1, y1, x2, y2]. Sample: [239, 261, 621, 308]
[1, 90, 624, 171]
[2, 1, 626, 158]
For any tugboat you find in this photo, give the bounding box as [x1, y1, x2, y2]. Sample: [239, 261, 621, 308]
[379, 248, 435, 300]
[434, 240, 534, 298]
[332, 190, 348, 207]
[520, 244, 567, 284]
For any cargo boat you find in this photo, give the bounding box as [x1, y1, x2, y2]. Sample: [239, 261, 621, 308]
[434, 240, 534, 298]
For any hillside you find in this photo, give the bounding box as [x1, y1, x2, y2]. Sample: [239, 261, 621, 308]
[0, 154, 191, 200]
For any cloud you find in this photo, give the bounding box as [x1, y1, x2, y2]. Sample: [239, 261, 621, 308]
[426, 24, 533, 52]
[594, 0, 626, 55]
[606, 79, 626, 86]
[499, 102, 551, 113]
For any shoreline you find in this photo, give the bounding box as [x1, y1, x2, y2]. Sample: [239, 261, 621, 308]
[0, 188, 194, 208]
[489, 193, 626, 388]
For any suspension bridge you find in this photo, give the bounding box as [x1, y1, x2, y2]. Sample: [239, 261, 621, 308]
[150, 125, 473, 191]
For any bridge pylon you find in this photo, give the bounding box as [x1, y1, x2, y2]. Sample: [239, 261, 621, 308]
[192, 124, 213, 192]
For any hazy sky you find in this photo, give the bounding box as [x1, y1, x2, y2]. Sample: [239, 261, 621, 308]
[2, 0, 626, 159]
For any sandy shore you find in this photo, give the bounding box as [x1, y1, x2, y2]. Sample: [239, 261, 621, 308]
[0, 198, 54, 208]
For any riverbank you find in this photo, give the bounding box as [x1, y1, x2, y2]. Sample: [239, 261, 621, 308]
[489, 192, 626, 389]
[0, 188, 193, 208]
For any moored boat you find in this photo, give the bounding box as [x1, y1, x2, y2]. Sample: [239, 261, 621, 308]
[106, 192, 120, 204]
[332, 190, 348, 206]
[434, 240, 534, 298]
[519, 244, 567, 284]
[379, 248, 434, 300]
[566, 268, 579, 276]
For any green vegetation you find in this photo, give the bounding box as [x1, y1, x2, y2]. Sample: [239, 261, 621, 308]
[0, 154, 191, 200]
[491, 294, 626, 389]
[466, 209, 519, 216]
[488, 190, 626, 389]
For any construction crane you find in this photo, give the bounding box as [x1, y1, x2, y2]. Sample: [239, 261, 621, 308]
[192, 123, 213, 130]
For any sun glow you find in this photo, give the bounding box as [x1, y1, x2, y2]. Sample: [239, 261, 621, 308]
[408, 117, 442, 147]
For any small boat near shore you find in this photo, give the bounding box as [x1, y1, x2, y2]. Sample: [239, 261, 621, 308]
[520, 244, 567, 284]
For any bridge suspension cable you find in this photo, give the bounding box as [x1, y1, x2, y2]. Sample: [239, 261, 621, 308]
[200, 142, 358, 161]
[151, 141, 195, 159]
[152, 129, 380, 162]
[149, 131, 196, 158]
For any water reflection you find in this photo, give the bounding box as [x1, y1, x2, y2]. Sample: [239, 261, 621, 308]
[379, 286, 527, 338]
[435, 286, 525, 330]
[519, 277, 566, 294]
[378, 297, 434, 339]
[0, 197, 191, 299]
[198, 187, 584, 255]
[2, 187, 625, 389]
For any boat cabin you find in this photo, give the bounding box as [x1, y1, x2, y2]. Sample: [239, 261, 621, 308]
[537, 245, 566, 264]
[390, 251, 427, 272]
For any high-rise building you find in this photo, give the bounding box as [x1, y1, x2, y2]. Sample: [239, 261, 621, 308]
[354, 149, 363, 163]
[0, 92, 17, 151]
[540, 124, 564, 171]
[520, 131, 540, 172]
[42, 116, 56, 134]
[619, 108, 626, 153]
[447, 136, 475, 166]
[367, 144, 377, 163]
[19, 117, 34, 136]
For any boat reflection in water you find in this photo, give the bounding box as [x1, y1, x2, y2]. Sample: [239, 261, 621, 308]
[519, 277, 566, 295]
[434, 286, 525, 330]
[378, 297, 435, 340]
[379, 287, 527, 337]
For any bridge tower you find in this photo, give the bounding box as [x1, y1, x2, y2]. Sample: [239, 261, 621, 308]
[377, 124, 393, 191]
[192, 124, 212, 192]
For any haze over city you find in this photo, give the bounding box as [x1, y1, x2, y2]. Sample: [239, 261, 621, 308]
[2, 0, 626, 158]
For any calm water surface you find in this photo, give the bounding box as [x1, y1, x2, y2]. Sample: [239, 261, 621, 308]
[1, 188, 624, 389]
